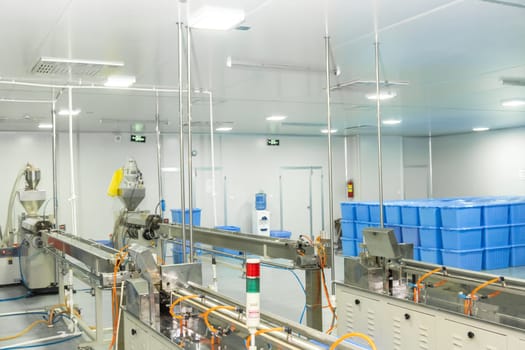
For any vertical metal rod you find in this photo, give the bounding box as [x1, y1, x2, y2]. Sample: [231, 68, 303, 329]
[309, 168, 314, 239]
[177, 21, 187, 263]
[187, 25, 194, 262]
[374, 39, 385, 228]
[95, 287, 103, 343]
[155, 91, 164, 218]
[67, 87, 78, 236]
[51, 90, 59, 226]
[324, 36, 336, 294]
[208, 92, 218, 227]
[428, 136, 433, 198]
[279, 174, 284, 231]
[343, 136, 348, 181]
[320, 171, 325, 231]
[223, 175, 228, 225]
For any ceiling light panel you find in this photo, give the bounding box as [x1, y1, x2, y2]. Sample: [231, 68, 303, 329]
[216, 126, 233, 131]
[321, 128, 338, 134]
[266, 115, 287, 121]
[58, 109, 81, 116]
[501, 99, 525, 107]
[366, 92, 397, 100]
[189, 6, 245, 30]
[105, 75, 136, 87]
[38, 123, 52, 129]
[383, 119, 401, 125]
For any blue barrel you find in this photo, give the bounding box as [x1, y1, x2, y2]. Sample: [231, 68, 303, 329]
[255, 192, 267, 210]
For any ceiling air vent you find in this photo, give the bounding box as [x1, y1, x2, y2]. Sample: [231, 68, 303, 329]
[31, 57, 124, 77]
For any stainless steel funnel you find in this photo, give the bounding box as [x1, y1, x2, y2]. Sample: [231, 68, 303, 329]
[118, 187, 146, 211]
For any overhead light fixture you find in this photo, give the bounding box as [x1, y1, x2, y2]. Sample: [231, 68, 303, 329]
[473, 127, 490, 132]
[216, 126, 233, 132]
[501, 99, 525, 107]
[366, 91, 397, 100]
[189, 6, 245, 30]
[58, 108, 81, 116]
[104, 75, 136, 87]
[382, 119, 401, 125]
[31, 56, 124, 77]
[38, 123, 52, 129]
[321, 128, 338, 134]
[132, 122, 145, 132]
[266, 115, 287, 121]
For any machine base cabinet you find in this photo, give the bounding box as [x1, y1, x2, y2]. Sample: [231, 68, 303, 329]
[336, 284, 525, 350]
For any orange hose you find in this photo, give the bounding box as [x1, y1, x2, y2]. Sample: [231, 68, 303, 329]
[414, 267, 443, 303]
[329, 332, 377, 350]
[245, 327, 284, 349]
[169, 295, 200, 320]
[202, 305, 236, 334]
[464, 277, 501, 315]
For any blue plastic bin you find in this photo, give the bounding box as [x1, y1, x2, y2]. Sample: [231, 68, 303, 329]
[510, 203, 525, 224]
[441, 205, 482, 228]
[270, 230, 292, 239]
[510, 245, 525, 267]
[369, 204, 384, 223]
[419, 205, 442, 227]
[483, 226, 509, 247]
[171, 208, 202, 226]
[419, 227, 442, 249]
[214, 226, 243, 256]
[442, 249, 483, 271]
[172, 242, 190, 264]
[420, 247, 442, 264]
[401, 226, 420, 246]
[355, 203, 370, 221]
[510, 224, 525, 245]
[482, 203, 509, 226]
[95, 240, 113, 248]
[341, 220, 356, 239]
[401, 205, 420, 226]
[413, 247, 421, 261]
[340, 202, 356, 220]
[385, 203, 402, 224]
[441, 227, 483, 250]
[385, 224, 402, 243]
[483, 246, 510, 270]
[341, 238, 358, 257]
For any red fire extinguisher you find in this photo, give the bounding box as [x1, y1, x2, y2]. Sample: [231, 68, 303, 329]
[347, 180, 354, 198]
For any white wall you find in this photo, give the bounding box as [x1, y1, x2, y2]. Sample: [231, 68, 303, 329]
[432, 128, 525, 197]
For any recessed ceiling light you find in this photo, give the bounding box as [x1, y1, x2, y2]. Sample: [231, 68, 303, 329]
[321, 128, 338, 134]
[383, 119, 401, 125]
[189, 6, 245, 30]
[501, 99, 525, 107]
[473, 127, 490, 132]
[104, 75, 136, 87]
[216, 127, 233, 132]
[366, 91, 397, 100]
[58, 109, 81, 116]
[38, 123, 52, 129]
[266, 115, 287, 121]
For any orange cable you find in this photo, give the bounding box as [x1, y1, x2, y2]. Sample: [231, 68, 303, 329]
[464, 277, 501, 315]
[169, 295, 200, 320]
[245, 327, 284, 349]
[414, 267, 443, 303]
[201, 305, 236, 334]
[329, 332, 377, 350]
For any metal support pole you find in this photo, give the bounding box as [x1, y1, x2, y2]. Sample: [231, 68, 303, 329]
[57, 260, 65, 305]
[67, 87, 78, 236]
[95, 286, 104, 343]
[324, 36, 336, 294]
[177, 21, 187, 263]
[374, 39, 385, 228]
[186, 25, 194, 262]
[309, 168, 314, 239]
[305, 269, 323, 331]
[428, 136, 433, 198]
[51, 90, 60, 226]
[155, 91, 164, 218]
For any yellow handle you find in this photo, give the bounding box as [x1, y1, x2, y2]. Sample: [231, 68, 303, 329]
[107, 168, 124, 197]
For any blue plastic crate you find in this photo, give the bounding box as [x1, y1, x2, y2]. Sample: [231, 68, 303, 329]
[214, 226, 242, 256]
[441, 227, 483, 250]
[355, 221, 379, 241]
[442, 249, 483, 271]
[385, 224, 402, 243]
[483, 246, 510, 270]
[413, 247, 421, 261]
[510, 224, 525, 245]
[482, 203, 509, 226]
[340, 202, 356, 220]
[95, 240, 113, 248]
[341, 220, 356, 239]
[419, 205, 442, 227]
[355, 203, 370, 221]
[369, 204, 384, 223]
[510, 245, 525, 267]
[419, 227, 442, 249]
[215, 225, 241, 232]
[510, 203, 525, 224]
[341, 238, 358, 257]
[420, 247, 442, 264]
[385, 204, 402, 224]
[171, 208, 202, 226]
[270, 230, 292, 239]
[401, 205, 420, 226]
[441, 206, 482, 228]
[483, 226, 509, 247]
[401, 226, 420, 246]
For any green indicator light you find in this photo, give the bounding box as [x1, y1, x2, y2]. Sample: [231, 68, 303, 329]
[246, 278, 260, 293]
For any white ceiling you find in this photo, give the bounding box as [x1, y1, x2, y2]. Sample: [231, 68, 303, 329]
[0, 0, 524, 136]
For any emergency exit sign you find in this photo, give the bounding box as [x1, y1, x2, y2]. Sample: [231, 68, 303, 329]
[267, 138, 280, 146]
[131, 134, 146, 143]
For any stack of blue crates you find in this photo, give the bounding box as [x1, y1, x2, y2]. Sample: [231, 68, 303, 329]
[340, 197, 525, 271]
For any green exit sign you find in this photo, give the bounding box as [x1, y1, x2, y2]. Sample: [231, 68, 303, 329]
[267, 138, 280, 146]
[130, 134, 146, 143]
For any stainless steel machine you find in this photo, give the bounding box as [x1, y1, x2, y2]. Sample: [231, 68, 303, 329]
[336, 227, 525, 349]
